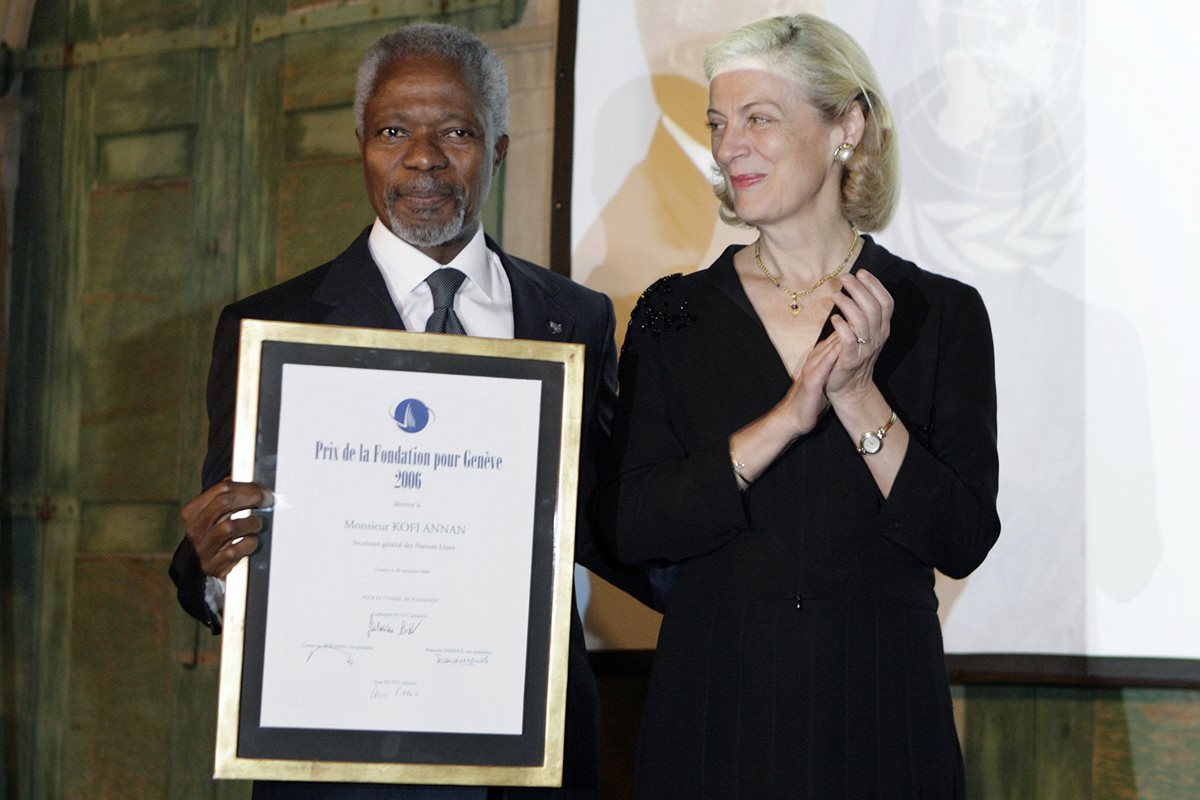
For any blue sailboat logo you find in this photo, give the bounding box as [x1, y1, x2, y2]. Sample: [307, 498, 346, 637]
[390, 398, 433, 433]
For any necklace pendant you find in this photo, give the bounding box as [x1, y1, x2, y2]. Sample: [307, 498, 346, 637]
[789, 300, 801, 316]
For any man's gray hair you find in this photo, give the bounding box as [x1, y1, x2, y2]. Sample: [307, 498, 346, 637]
[354, 23, 510, 144]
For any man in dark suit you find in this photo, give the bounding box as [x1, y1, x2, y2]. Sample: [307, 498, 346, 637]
[170, 23, 652, 800]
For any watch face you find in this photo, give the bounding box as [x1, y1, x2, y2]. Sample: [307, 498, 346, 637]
[861, 432, 883, 454]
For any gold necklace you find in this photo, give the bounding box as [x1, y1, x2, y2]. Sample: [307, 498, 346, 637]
[754, 228, 860, 316]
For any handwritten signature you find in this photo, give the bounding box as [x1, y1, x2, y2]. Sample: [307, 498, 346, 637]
[368, 613, 425, 638]
[304, 645, 355, 666]
[370, 683, 420, 700]
[434, 654, 489, 666]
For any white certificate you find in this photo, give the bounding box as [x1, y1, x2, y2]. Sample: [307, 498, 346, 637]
[259, 363, 541, 734]
[214, 321, 583, 787]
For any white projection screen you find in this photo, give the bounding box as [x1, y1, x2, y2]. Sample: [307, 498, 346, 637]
[564, 0, 1200, 683]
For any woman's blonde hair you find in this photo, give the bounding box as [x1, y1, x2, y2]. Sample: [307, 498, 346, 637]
[703, 14, 899, 231]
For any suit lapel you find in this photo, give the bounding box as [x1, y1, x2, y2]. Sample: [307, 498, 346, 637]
[312, 228, 406, 330]
[489, 237, 576, 344]
[310, 230, 573, 340]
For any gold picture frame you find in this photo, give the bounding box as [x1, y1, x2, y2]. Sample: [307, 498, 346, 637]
[213, 319, 583, 787]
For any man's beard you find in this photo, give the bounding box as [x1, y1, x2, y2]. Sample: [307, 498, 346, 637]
[384, 178, 470, 247]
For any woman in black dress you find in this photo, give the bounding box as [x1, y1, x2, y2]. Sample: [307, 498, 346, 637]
[600, 14, 1000, 800]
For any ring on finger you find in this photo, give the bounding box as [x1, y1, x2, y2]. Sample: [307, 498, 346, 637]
[855, 336, 872, 345]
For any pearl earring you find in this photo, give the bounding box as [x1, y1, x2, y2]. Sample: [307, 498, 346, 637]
[834, 142, 855, 164]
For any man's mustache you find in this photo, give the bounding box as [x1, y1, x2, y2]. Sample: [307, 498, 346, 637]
[387, 178, 464, 204]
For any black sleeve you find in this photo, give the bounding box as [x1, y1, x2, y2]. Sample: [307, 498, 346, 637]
[573, 293, 666, 610]
[875, 285, 1000, 578]
[598, 281, 751, 566]
[167, 306, 241, 631]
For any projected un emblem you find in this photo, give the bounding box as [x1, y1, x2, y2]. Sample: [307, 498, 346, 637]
[390, 398, 434, 433]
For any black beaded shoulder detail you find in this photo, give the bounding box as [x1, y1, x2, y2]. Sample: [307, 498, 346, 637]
[627, 273, 696, 339]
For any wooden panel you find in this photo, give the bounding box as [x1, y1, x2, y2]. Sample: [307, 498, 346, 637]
[1117, 689, 1200, 799]
[174, 4, 248, 499]
[85, 181, 193, 288]
[963, 685, 1038, 800]
[1032, 688, 1094, 799]
[167, 612, 252, 800]
[78, 501, 183, 553]
[284, 105, 358, 160]
[93, 53, 198, 135]
[963, 685, 1098, 799]
[62, 554, 253, 799]
[236, 17, 285, 300]
[276, 157, 372, 283]
[282, 25, 385, 111]
[3, 52, 58, 800]
[275, 0, 525, 24]
[167, 3, 249, 793]
[97, 127, 196, 182]
[1093, 690, 1140, 800]
[1, 517, 80, 800]
[959, 684, 1200, 799]
[80, 183, 192, 503]
[1, 0, 92, 795]
[95, 0, 200, 36]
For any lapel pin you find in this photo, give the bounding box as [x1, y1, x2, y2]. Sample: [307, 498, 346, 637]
[548, 321, 563, 335]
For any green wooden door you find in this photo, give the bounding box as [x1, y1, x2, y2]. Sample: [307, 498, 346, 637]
[2, 2, 523, 798]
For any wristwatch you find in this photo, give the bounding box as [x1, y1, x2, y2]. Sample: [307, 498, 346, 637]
[857, 411, 897, 455]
